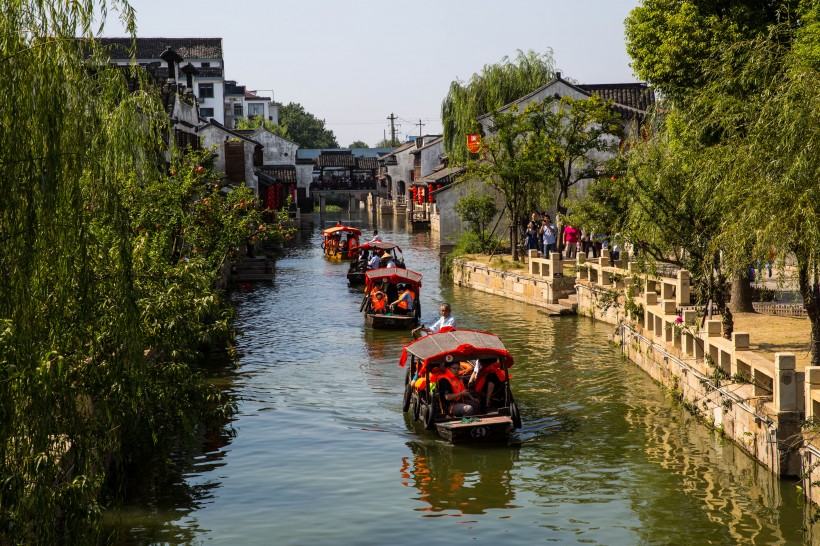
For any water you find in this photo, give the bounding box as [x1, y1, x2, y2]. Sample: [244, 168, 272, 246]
[112, 212, 819, 545]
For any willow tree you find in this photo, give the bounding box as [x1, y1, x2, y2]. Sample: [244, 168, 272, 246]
[0, 1, 182, 542]
[701, 25, 820, 365]
[441, 49, 555, 166]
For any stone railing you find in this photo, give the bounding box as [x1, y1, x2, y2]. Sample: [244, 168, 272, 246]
[573, 250, 804, 476]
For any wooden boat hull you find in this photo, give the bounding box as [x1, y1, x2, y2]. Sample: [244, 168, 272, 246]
[365, 313, 417, 329]
[435, 415, 513, 444]
[347, 271, 365, 285]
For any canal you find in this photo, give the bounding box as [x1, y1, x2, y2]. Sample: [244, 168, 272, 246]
[113, 212, 818, 545]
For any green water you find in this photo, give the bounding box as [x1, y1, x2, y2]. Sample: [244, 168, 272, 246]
[110, 213, 820, 545]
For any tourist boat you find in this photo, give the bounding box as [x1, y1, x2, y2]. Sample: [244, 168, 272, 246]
[360, 268, 422, 329]
[347, 241, 406, 285]
[399, 329, 522, 444]
[321, 225, 361, 260]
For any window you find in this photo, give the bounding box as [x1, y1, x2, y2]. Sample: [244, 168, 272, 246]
[233, 103, 243, 116]
[200, 107, 214, 118]
[248, 103, 264, 117]
[201, 62, 210, 68]
[198, 83, 214, 99]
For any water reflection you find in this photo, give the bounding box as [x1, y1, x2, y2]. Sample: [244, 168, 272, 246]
[401, 440, 519, 516]
[109, 211, 820, 545]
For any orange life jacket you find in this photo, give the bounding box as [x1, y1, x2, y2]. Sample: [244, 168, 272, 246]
[371, 292, 386, 313]
[414, 366, 443, 391]
[397, 289, 415, 310]
[474, 362, 507, 393]
[439, 369, 468, 415]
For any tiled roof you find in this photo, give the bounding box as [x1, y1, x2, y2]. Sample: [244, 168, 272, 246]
[257, 165, 297, 184]
[482, 76, 655, 122]
[317, 151, 356, 168]
[296, 147, 396, 161]
[356, 156, 378, 170]
[97, 37, 223, 60]
[577, 83, 655, 113]
[416, 166, 465, 185]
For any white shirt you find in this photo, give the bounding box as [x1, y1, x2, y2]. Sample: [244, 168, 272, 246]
[429, 313, 456, 333]
[368, 254, 381, 269]
[370, 236, 382, 243]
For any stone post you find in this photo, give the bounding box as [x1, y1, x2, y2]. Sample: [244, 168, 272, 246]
[775, 353, 797, 412]
[677, 270, 691, 306]
[805, 366, 820, 419]
[549, 252, 560, 280]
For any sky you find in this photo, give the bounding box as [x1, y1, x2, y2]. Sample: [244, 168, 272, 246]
[103, 0, 642, 148]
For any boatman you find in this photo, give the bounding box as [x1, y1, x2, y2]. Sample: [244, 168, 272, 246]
[419, 303, 455, 335]
[369, 230, 382, 243]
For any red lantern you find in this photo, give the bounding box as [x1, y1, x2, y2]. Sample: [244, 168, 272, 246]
[428, 187, 434, 203]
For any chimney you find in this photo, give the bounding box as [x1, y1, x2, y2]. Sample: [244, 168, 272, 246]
[555, 71, 562, 80]
[159, 47, 184, 80]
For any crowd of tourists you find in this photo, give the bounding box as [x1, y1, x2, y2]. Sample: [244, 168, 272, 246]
[521, 212, 620, 262]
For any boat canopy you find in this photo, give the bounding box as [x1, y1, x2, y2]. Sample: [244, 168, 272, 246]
[365, 268, 422, 291]
[399, 329, 513, 368]
[352, 241, 402, 253]
[322, 225, 362, 236]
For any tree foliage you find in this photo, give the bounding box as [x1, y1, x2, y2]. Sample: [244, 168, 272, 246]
[0, 2, 293, 541]
[278, 102, 339, 148]
[348, 140, 369, 148]
[236, 103, 338, 148]
[463, 103, 551, 260]
[454, 193, 498, 253]
[235, 115, 289, 139]
[625, 0, 806, 103]
[441, 49, 555, 164]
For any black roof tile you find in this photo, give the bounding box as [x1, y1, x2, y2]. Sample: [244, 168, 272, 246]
[97, 37, 223, 60]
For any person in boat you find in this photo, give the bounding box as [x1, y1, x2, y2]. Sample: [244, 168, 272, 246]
[369, 230, 382, 243]
[439, 360, 479, 417]
[369, 290, 387, 314]
[468, 357, 506, 413]
[367, 250, 382, 270]
[419, 303, 455, 335]
[381, 253, 397, 268]
[390, 283, 415, 315]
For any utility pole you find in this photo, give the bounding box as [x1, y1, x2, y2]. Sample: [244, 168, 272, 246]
[416, 118, 425, 137]
[387, 113, 397, 145]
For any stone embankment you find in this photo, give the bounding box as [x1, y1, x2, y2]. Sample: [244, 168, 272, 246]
[453, 249, 820, 507]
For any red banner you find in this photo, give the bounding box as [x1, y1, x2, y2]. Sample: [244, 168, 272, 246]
[467, 133, 481, 153]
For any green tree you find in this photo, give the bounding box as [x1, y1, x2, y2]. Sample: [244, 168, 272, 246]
[0, 2, 293, 541]
[463, 103, 551, 261]
[441, 49, 555, 164]
[375, 137, 401, 147]
[625, 0, 796, 103]
[454, 193, 498, 253]
[235, 115, 289, 139]
[348, 140, 369, 148]
[693, 27, 820, 364]
[278, 102, 339, 148]
[533, 94, 624, 219]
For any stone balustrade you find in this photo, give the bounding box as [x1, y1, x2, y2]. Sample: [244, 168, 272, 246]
[573, 251, 804, 476]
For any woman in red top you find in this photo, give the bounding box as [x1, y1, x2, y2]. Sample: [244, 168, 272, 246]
[563, 224, 579, 259]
